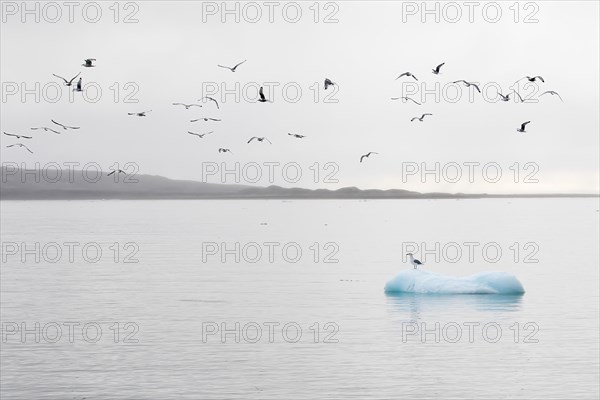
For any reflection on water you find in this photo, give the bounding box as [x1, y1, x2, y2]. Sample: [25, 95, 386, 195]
[385, 292, 524, 321]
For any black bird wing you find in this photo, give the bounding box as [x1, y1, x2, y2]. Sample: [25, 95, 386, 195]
[68, 72, 81, 84]
[3, 132, 17, 137]
[201, 97, 220, 109]
[435, 62, 445, 71]
[233, 60, 247, 70]
[259, 87, 266, 101]
[248, 137, 257, 143]
[521, 121, 531, 130]
[107, 171, 116, 176]
[51, 119, 66, 128]
[535, 76, 545, 82]
[52, 74, 68, 84]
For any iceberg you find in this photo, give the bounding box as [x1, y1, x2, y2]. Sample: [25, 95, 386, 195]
[384, 269, 525, 295]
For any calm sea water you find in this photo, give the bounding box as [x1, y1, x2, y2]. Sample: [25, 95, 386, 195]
[1, 199, 599, 399]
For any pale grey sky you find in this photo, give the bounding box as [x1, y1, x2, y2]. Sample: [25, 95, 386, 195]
[1, 1, 598, 193]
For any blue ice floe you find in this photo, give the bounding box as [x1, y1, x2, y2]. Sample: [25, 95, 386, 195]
[384, 269, 525, 295]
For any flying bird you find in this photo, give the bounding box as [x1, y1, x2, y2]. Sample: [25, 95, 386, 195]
[523, 75, 544, 83]
[360, 152, 378, 163]
[31, 127, 61, 134]
[257, 86, 269, 103]
[453, 80, 481, 93]
[391, 96, 421, 105]
[411, 113, 433, 122]
[517, 121, 531, 133]
[324, 78, 335, 90]
[82, 58, 96, 67]
[497, 92, 511, 102]
[51, 120, 80, 130]
[190, 117, 221, 122]
[200, 96, 220, 109]
[188, 131, 213, 138]
[218, 148, 233, 154]
[248, 136, 272, 144]
[288, 133, 306, 138]
[6, 143, 33, 154]
[497, 90, 524, 102]
[539, 90, 563, 102]
[432, 62, 445, 74]
[52, 72, 81, 86]
[107, 169, 126, 176]
[73, 77, 83, 92]
[128, 110, 151, 116]
[396, 72, 418, 81]
[3, 131, 32, 139]
[406, 253, 423, 269]
[217, 60, 246, 72]
[172, 103, 202, 109]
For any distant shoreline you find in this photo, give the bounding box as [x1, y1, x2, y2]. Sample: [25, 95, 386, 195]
[2, 168, 597, 200]
[1, 194, 598, 201]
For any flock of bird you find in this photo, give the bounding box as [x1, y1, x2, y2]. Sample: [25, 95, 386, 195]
[4, 58, 562, 163]
[3, 59, 97, 154]
[357, 64, 563, 163]
[120, 59, 322, 155]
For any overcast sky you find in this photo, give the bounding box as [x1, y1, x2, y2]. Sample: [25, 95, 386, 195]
[1, 1, 598, 194]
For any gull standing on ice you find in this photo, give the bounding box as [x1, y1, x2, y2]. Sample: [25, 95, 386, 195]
[406, 253, 423, 269]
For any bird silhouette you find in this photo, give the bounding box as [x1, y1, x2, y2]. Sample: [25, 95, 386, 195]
[3, 131, 32, 139]
[217, 60, 246, 72]
[411, 113, 433, 122]
[360, 152, 379, 163]
[6, 143, 33, 153]
[396, 72, 418, 81]
[432, 62, 445, 74]
[51, 120, 80, 130]
[391, 96, 421, 105]
[52, 72, 81, 86]
[248, 136, 272, 144]
[517, 121, 531, 133]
